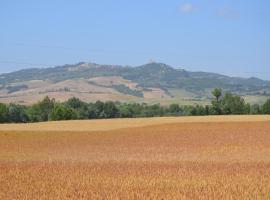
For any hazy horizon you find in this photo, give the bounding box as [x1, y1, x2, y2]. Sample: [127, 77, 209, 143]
[1, 0, 270, 80]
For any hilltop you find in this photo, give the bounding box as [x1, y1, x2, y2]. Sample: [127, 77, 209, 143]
[0, 62, 269, 105]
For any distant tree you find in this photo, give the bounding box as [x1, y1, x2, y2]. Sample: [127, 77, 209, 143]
[128, 103, 144, 117]
[205, 105, 210, 115]
[250, 104, 261, 114]
[142, 104, 164, 117]
[66, 97, 88, 119]
[244, 103, 251, 114]
[94, 101, 105, 118]
[211, 88, 223, 114]
[181, 105, 193, 116]
[50, 104, 77, 121]
[190, 106, 197, 116]
[0, 103, 8, 123]
[220, 93, 246, 114]
[27, 104, 42, 122]
[103, 101, 119, 118]
[196, 105, 206, 115]
[8, 104, 29, 123]
[0, 93, 269, 123]
[262, 98, 270, 114]
[66, 97, 84, 109]
[189, 105, 206, 116]
[118, 104, 134, 118]
[27, 96, 55, 122]
[39, 96, 55, 120]
[169, 104, 182, 116]
[212, 88, 222, 102]
[86, 103, 98, 119]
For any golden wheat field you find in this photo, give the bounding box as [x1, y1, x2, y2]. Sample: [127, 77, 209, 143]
[0, 116, 270, 200]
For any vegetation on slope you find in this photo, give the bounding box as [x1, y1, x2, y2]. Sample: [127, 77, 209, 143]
[0, 88, 270, 123]
[111, 84, 144, 97]
[1, 62, 270, 97]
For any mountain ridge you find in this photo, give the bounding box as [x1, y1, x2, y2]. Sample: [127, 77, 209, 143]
[1, 61, 269, 82]
[0, 62, 269, 105]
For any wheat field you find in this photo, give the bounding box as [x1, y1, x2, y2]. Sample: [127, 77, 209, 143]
[0, 116, 270, 199]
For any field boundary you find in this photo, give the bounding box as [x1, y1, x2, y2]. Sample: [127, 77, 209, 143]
[0, 115, 270, 133]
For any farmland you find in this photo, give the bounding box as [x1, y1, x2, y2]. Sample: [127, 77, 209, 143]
[0, 116, 270, 199]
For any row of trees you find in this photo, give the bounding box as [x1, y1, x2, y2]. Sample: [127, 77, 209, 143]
[0, 88, 270, 123]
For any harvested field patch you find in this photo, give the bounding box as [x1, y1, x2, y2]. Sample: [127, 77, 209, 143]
[0, 116, 270, 199]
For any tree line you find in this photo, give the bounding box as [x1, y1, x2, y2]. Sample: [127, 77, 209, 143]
[0, 88, 270, 123]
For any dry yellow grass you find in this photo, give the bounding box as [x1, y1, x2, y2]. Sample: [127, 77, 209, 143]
[0, 76, 172, 105]
[0, 116, 270, 199]
[0, 115, 270, 132]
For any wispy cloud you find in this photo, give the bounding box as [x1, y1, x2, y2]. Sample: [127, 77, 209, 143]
[180, 3, 198, 14]
[217, 6, 240, 19]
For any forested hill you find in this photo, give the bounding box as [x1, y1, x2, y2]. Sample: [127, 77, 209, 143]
[0, 62, 269, 105]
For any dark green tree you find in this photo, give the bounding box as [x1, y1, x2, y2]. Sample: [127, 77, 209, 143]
[244, 103, 251, 114]
[190, 105, 206, 116]
[262, 98, 270, 114]
[66, 97, 84, 109]
[211, 88, 222, 115]
[27, 104, 42, 122]
[28, 96, 55, 122]
[118, 104, 134, 118]
[50, 104, 77, 121]
[212, 88, 222, 102]
[142, 104, 164, 117]
[169, 104, 182, 116]
[250, 104, 261, 114]
[0, 103, 8, 123]
[94, 101, 105, 118]
[196, 105, 206, 115]
[103, 101, 119, 118]
[39, 96, 55, 121]
[205, 105, 210, 115]
[66, 97, 88, 119]
[128, 103, 143, 117]
[220, 93, 246, 114]
[8, 104, 29, 123]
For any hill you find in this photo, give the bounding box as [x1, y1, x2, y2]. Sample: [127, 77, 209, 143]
[0, 62, 269, 105]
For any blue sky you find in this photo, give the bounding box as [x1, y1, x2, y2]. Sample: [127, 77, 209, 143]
[0, 0, 270, 80]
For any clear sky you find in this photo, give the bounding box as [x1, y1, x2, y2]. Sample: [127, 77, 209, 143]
[0, 0, 270, 80]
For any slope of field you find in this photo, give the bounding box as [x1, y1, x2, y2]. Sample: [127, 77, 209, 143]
[0, 116, 270, 199]
[0, 77, 143, 105]
[1, 115, 270, 132]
